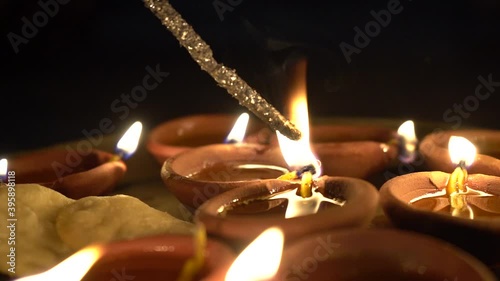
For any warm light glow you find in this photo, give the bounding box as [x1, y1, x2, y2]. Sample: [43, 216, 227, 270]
[116, 121, 143, 159]
[272, 189, 345, 218]
[225, 113, 250, 143]
[448, 136, 477, 167]
[397, 120, 416, 142]
[16, 246, 103, 281]
[0, 159, 7, 180]
[225, 227, 284, 281]
[276, 86, 321, 177]
[396, 120, 417, 163]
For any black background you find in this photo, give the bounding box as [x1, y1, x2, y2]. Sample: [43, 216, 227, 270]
[1, 0, 499, 153]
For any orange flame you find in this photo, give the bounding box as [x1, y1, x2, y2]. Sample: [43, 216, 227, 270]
[276, 59, 321, 177]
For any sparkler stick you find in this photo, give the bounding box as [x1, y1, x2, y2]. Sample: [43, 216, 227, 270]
[143, 0, 302, 140]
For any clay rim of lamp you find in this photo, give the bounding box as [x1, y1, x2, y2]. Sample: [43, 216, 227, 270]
[9, 148, 126, 199]
[161, 143, 287, 210]
[195, 176, 379, 245]
[380, 171, 500, 265]
[276, 229, 497, 281]
[420, 129, 500, 176]
[81, 234, 235, 281]
[147, 114, 267, 163]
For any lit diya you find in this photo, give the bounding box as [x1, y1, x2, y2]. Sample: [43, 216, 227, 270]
[314, 119, 416, 171]
[15, 229, 235, 281]
[196, 91, 379, 246]
[420, 129, 500, 177]
[161, 113, 289, 210]
[8, 121, 142, 199]
[380, 136, 500, 265]
[147, 113, 271, 164]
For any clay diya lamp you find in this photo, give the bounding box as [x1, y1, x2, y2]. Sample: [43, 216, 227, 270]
[420, 129, 500, 176]
[161, 111, 292, 210]
[7, 122, 142, 199]
[196, 176, 378, 247]
[147, 113, 270, 164]
[380, 136, 500, 266]
[15, 232, 235, 281]
[275, 229, 498, 281]
[312, 120, 417, 180]
[161, 143, 289, 210]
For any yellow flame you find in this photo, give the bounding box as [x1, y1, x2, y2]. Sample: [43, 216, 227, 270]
[225, 113, 250, 143]
[116, 121, 143, 158]
[276, 61, 320, 177]
[16, 246, 103, 281]
[397, 120, 416, 141]
[448, 136, 477, 167]
[396, 120, 417, 163]
[0, 159, 7, 180]
[225, 227, 284, 281]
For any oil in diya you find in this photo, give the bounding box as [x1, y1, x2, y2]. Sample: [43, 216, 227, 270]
[409, 136, 500, 219]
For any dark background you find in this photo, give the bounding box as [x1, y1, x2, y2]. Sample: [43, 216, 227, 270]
[1, 0, 499, 153]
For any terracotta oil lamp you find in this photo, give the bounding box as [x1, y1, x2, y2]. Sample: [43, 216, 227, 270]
[195, 177, 378, 247]
[162, 144, 288, 210]
[161, 114, 290, 210]
[7, 122, 142, 199]
[381, 136, 500, 266]
[312, 120, 416, 181]
[420, 129, 500, 176]
[275, 229, 498, 281]
[15, 232, 235, 281]
[147, 113, 270, 164]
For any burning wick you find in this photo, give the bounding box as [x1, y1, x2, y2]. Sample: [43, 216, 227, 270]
[396, 120, 418, 163]
[271, 59, 344, 218]
[272, 164, 345, 219]
[0, 158, 7, 183]
[274, 113, 344, 219]
[278, 164, 317, 198]
[112, 121, 143, 161]
[15, 246, 103, 281]
[225, 113, 250, 144]
[177, 224, 207, 281]
[410, 136, 493, 219]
